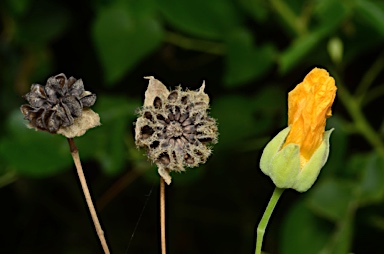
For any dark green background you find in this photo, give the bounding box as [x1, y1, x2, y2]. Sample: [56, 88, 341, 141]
[1, 0, 384, 253]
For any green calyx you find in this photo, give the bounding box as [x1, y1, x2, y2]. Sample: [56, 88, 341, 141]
[260, 126, 334, 192]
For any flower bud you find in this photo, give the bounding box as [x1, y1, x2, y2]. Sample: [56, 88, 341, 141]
[260, 127, 333, 192]
[259, 67, 336, 192]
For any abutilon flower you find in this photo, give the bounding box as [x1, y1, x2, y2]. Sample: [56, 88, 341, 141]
[260, 68, 337, 192]
[135, 77, 218, 184]
[20, 73, 100, 138]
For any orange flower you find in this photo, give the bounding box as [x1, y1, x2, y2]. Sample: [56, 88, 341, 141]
[283, 68, 337, 168]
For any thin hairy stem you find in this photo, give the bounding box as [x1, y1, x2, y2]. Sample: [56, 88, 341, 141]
[160, 178, 166, 254]
[255, 187, 285, 254]
[67, 138, 110, 254]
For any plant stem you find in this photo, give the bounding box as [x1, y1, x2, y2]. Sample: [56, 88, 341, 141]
[67, 138, 110, 254]
[255, 187, 285, 254]
[160, 177, 166, 254]
[355, 52, 384, 98]
[270, 0, 306, 36]
[97, 169, 140, 210]
[165, 31, 225, 55]
[337, 84, 384, 157]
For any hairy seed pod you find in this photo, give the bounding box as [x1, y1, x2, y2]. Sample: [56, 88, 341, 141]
[135, 77, 218, 184]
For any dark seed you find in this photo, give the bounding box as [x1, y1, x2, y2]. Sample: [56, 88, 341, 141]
[194, 102, 206, 108]
[183, 125, 196, 133]
[81, 94, 96, 107]
[199, 138, 213, 144]
[174, 107, 181, 121]
[159, 153, 170, 165]
[181, 96, 188, 105]
[179, 113, 188, 123]
[161, 140, 169, 147]
[144, 112, 153, 120]
[150, 141, 159, 148]
[154, 97, 162, 109]
[141, 125, 154, 139]
[175, 138, 184, 150]
[185, 154, 194, 164]
[168, 91, 178, 102]
[168, 113, 175, 121]
[181, 118, 193, 126]
[180, 136, 189, 144]
[183, 133, 195, 142]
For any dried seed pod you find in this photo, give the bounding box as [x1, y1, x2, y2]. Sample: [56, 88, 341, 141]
[135, 76, 218, 184]
[20, 73, 100, 138]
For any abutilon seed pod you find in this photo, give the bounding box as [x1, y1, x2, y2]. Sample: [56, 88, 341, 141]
[20, 73, 100, 138]
[135, 77, 218, 184]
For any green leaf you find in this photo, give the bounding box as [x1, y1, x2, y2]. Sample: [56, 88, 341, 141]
[92, 2, 163, 84]
[279, 27, 329, 74]
[356, 152, 384, 205]
[322, 116, 349, 177]
[314, 0, 349, 28]
[307, 178, 355, 222]
[158, 0, 241, 39]
[224, 29, 275, 87]
[355, 0, 384, 37]
[80, 95, 140, 175]
[238, 0, 268, 22]
[0, 97, 139, 177]
[171, 166, 205, 186]
[280, 199, 330, 254]
[279, 0, 348, 73]
[0, 110, 71, 177]
[343, 19, 384, 64]
[15, 0, 69, 47]
[212, 86, 284, 151]
[250, 86, 285, 120]
[210, 95, 259, 149]
[5, 0, 31, 17]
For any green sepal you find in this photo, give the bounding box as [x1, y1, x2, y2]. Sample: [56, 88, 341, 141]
[260, 126, 300, 188]
[270, 143, 300, 188]
[293, 129, 334, 192]
[260, 126, 291, 173]
[260, 126, 334, 192]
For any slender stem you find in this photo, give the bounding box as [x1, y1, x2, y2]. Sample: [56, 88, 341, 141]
[160, 177, 167, 254]
[0, 170, 17, 188]
[270, 0, 306, 36]
[337, 84, 384, 157]
[362, 83, 384, 106]
[165, 31, 225, 55]
[355, 52, 384, 98]
[255, 187, 285, 254]
[67, 138, 110, 254]
[97, 169, 140, 210]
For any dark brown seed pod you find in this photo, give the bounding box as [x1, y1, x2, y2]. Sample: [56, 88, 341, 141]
[20, 73, 100, 138]
[135, 76, 218, 184]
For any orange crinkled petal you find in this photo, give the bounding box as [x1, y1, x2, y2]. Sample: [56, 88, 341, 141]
[283, 67, 337, 168]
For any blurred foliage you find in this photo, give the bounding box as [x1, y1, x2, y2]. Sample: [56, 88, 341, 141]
[1, 0, 384, 253]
